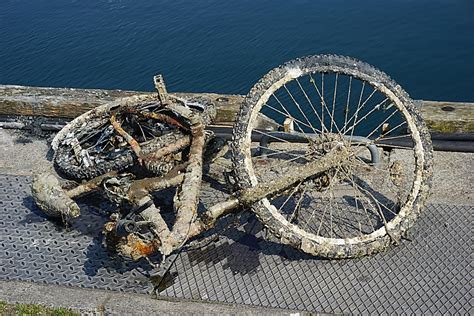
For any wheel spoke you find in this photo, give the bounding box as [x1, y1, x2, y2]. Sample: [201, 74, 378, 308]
[370, 121, 407, 141]
[352, 156, 405, 199]
[364, 109, 399, 139]
[295, 78, 325, 131]
[304, 168, 341, 236]
[308, 73, 329, 134]
[79, 124, 109, 146]
[321, 73, 325, 132]
[265, 100, 321, 133]
[253, 145, 308, 159]
[252, 144, 305, 159]
[344, 98, 389, 135]
[137, 121, 148, 142]
[354, 192, 376, 233]
[289, 185, 307, 223]
[343, 77, 352, 133]
[343, 84, 378, 135]
[330, 73, 338, 133]
[376, 134, 411, 141]
[252, 129, 291, 144]
[276, 181, 302, 213]
[342, 169, 398, 217]
[347, 82, 367, 144]
[282, 84, 320, 134]
[307, 73, 346, 137]
[237, 55, 429, 258]
[329, 191, 334, 238]
[255, 152, 314, 178]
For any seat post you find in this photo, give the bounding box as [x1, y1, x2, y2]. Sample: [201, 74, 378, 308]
[153, 74, 169, 105]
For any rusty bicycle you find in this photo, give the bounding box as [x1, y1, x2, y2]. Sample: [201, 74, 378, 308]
[32, 55, 433, 264]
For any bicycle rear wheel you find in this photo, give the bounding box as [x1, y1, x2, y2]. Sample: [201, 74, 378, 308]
[231, 55, 433, 258]
[53, 94, 213, 180]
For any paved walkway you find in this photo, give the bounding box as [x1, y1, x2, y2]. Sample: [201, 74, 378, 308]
[0, 128, 472, 314]
[0, 280, 302, 315]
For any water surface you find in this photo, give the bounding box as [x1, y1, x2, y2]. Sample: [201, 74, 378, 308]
[1, 0, 473, 101]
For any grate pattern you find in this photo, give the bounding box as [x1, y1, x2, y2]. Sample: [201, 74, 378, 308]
[0, 175, 154, 294]
[0, 174, 472, 314]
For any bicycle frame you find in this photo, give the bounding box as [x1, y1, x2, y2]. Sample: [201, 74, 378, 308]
[33, 75, 356, 260]
[32, 116, 350, 261]
[32, 73, 355, 260]
[109, 123, 350, 259]
[32, 56, 434, 262]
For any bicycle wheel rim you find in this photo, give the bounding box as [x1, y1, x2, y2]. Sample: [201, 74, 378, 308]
[232, 55, 433, 257]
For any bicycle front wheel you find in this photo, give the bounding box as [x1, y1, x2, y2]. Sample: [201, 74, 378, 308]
[231, 55, 433, 258]
[53, 95, 186, 180]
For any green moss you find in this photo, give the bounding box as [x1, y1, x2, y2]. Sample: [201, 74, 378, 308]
[0, 301, 7, 313]
[0, 301, 79, 316]
[14, 303, 45, 315]
[426, 120, 474, 133]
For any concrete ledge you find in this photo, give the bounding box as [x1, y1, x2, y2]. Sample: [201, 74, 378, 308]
[0, 280, 306, 316]
[1, 84, 473, 133]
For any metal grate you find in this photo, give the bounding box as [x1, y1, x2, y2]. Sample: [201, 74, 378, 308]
[0, 174, 471, 314]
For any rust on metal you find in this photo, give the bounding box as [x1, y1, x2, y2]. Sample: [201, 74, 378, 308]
[29, 56, 436, 265]
[110, 111, 142, 157]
